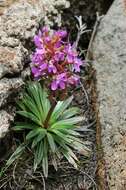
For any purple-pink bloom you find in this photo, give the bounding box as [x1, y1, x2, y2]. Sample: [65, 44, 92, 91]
[32, 53, 43, 65]
[39, 63, 47, 71]
[34, 35, 42, 49]
[51, 73, 67, 91]
[54, 30, 67, 38]
[31, 27, 85, 91]
[65, 44, 77, 63]
[54, 52, 64, 62]
[68, 75, 80, 85]
[73, 58, 83, 72]
[31, 67, 41, 78]
[44, 36, 51, 43]
[48, 60, 57, 74]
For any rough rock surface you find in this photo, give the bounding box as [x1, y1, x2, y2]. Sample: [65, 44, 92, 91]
[0, 0, 69, 138]
[0, 77, 23, 107]
[91, 0, 126, 189]
[0, 110, 14, 138]
[0, 46, 27, 78]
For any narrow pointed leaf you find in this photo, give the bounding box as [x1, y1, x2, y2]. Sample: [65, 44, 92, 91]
[51, 96, 73, 122]
[51, 117, 84, 128]
[34, 141, 44, 171]
[26, 128, 46, 140]
[17, 111, 41, 125]
[47, 133, 56, 153]
[61, 107, 80, 119]
[42, 138, 48, 178]
[32, 130, 46, 148]
[13, 123, 37, 131]
[60, 148, 78, 168]
[6, 143, 26, 167]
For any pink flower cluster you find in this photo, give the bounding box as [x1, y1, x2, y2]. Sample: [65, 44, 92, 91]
[31, 27, 83, 91]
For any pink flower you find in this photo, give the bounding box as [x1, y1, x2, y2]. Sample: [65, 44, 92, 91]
[73, 58, 83, 72]
[54, 30, 67, 38]
[39, 63, 47, 71]
[48, 60, 57, 74]
[65, 44, 77, 63]
[34, 35, 42, 48]
[51, 73, 67, 91]
[68, 75, 80, 85]
[31, 67, 41, 78]
[31, 27, 85, 91]
[54, 52, 64, 62]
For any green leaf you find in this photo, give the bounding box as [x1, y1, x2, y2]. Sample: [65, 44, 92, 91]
[26, 128, 46, 140]
[42, 138, 48, 178]
[38, 83, 50, 119]
[34, 141, 44, 171]
[17, 111, 41, 126]
[67, 135, 84, 144]
[50, 129, 66, 141]
[6, 143, 26, 167]
[50, 129, 73, 146]
[17, 101, 26, 111]
[47, 133, 56, 153]
[32, 130, 46, 148]
[50, 96, 73, 123]
[22, 94, 42, 122]
[27, 83, 45, 119]
[51, 133, 65, 146]
[58, 128, 81, 137]
[61, 107, 80, 119]
[49, 125, 74, 130]
[12, 123, 37, 131]
[60, 147, 78, 169]
[51, 116, 84, 128]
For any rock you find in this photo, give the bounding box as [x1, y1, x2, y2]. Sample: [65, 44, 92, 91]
[0, 77, 24, 107]
[0, 45, 28, 78]
[91, 0, 126, 189]
[1, 1, 43, 40]
[21, 66, 31, 80]
[0, 110, 14, 138]
[1, 0, 70, 41]
[0, 0, 18, 15]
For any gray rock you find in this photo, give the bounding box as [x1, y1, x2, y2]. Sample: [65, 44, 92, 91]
[1, 0, 70, 41]
[0, 45, 28, 78]
[21, 66, 31, 80]
[0, 110, 14, 138]
[0, 77, 24, 107]
[91, 0, 126, 189]
[1, 1, 42, 40]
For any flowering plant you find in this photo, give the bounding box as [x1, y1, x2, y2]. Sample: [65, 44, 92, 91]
[31, 27, 83, 92]
[6, 25, 88, 178]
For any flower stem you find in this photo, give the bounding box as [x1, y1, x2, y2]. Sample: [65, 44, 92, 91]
[44, 101, 57, 129]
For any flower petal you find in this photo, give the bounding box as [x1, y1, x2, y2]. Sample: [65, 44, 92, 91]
[51, 81, 58, 91]
[34, 35, 42, 48]
[59, 81, 65, 89]
[40, 63, 47, 71]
